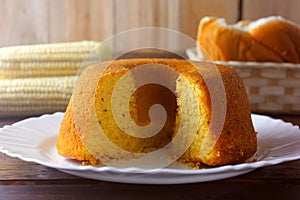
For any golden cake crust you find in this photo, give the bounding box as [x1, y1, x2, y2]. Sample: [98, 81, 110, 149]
[56, 58, 257, 166]
[56, 98, 100, 165]
[201, 65, 257, 165]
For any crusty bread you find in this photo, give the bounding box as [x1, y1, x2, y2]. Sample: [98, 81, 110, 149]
[56, 59, 257, 167]
[197, 16, 300, 63]
[248, 16, 300, 63]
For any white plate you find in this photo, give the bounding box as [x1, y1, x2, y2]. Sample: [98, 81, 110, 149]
[0, 112, 300, 184]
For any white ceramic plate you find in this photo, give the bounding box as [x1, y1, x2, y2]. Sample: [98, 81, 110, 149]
[0, 112, 300, 184]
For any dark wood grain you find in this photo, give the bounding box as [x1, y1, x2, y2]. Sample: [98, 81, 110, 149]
[0, 154, 77, 181]
[0, 117, 25, 128]
[0, 115, 299, 199]
[270, 115, 300, 126]
[0, 183, 299, 200]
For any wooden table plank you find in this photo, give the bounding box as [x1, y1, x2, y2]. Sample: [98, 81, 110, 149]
[0, 182, 299, 200]
[0, 154, 77, 181]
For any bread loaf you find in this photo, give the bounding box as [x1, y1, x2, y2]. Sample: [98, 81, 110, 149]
[197, 16, 300, 63]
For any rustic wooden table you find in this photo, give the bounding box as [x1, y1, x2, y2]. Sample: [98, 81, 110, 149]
[0, 114, 299, 199]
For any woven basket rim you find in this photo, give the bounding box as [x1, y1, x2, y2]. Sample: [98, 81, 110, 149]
[186, 48, 300, 69]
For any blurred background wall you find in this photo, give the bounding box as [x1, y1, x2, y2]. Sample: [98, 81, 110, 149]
[0, 0, 300, 47]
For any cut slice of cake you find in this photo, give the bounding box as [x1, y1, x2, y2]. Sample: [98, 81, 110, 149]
[56, 59, 257, 167]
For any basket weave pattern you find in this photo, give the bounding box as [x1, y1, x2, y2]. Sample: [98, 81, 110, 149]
[216, 61, 300, 114]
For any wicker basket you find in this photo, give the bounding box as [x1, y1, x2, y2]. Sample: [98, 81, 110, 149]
[186, 48, 300, 114]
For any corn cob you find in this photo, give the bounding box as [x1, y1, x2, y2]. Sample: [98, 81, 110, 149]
[0, 41, 111, 79]
[0, 76, 76, 116]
